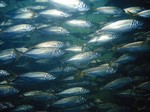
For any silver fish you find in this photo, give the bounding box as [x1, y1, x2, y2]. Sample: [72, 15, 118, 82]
[52, 96, 87, 108]
[100, 19, 143, 33]
[0, 49, 17, 65]
[0, 85, 19, 97]
[13, 105, 34, 112]
[38, 26, 69, 36]
[137, 9, 150, 18]
[34, 41, 70, 49]
[48, 0, 89, 12]
[88, 32, 118, 45]
[39, 9, 72, 18]
[16, 72, 55, 83]
[124, 7, 144, 14]
[23, 90, 56, 102]
[0, 24, 35, 38]
[95, 6, 125, 15]
[137, 81, 150, 91]
[102, 77, 134, 91]
[80, 63, 118, 78]
[67, 51, 99, 65]
[58, 87, 89, 96]
[65, 19, 93, 28]
[23, 48, 65, 59]
[118, 41, 150, 52]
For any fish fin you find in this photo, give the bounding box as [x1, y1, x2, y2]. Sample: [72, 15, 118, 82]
[14, 48, 26, 63]
[126, 10, 137, 16]
[75, 70, 84, 80]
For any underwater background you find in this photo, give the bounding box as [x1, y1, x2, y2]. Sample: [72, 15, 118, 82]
[0, 0, 150, 112]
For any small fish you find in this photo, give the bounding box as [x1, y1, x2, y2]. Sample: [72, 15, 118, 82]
[13, 72, 55, 86]
[67, 51, 99, 65]
[52, 96, 87, 108]
[0, 85, 19, 97]
[38, 26, 69, 36]
[12, 105, 34, 112]
[124, 7, 144, 14]
[34, 41, 71, 49]
[65, 46, 85, 53]
[9, 11, 37, 20]
[95, 6, 125, 15]
[39, 9, 72, 18]
[0, 24, 35, 39]
[136, 81, 150, 91]
[114, 54, 137, 64]
[65, 19, 93, 28]
[23, 90, 56, 102]
[137, 9, 150, 18]
[102, 77, 134, 91]
[65, 81, 97, 88]
[58, 87, 89, 96]
[23, 48, 65, 59]
[118, 41, 150, 53]
[48, 0, 89, 12]
[80, 63, 118, 78]
[0, 49, 17, 65]
[88, 32, 119, 45]
[100, 19, 143, 33]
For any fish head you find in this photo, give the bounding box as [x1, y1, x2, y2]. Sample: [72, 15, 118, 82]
[25, 25, 35, 31]
[77, 1, 89, 12]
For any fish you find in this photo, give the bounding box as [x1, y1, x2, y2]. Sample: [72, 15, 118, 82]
[0, 49, 17, 65]
[38, 26, 69, 36]
[58, 87, 89, 96]
[22, 48, 65, 59]
[0, 24, 35, 39]
[48, 0, 89, 12]
[114, 54, 137, 64]
[12, 105, 34, 112]
[67, 51, 99, 66]
[102, 77, 135, 91]
[87, 32, 119, 45]
[23, 90, 56, 102]
[0, 85, 19, 97]
[39, 9, 72, 18]
[65, 45, 88, 53]
[124, 7, 144, 14]
[8, 11, 37, 21]
[79, 63, 118, 78]
[118, 41, 150, 53]
[137, 9, 150, 18]
[33, 41, 71, 49]
[100, 19, 143, 33]
[52, 96, 87, 108]
[65, 19, 93, 28]
[49, 66, 77, 74]
[95, 6, 125, 15]
[18, 72, 55, 81]
[136, 81, 150, 91]
[65, 81, 98, 88]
